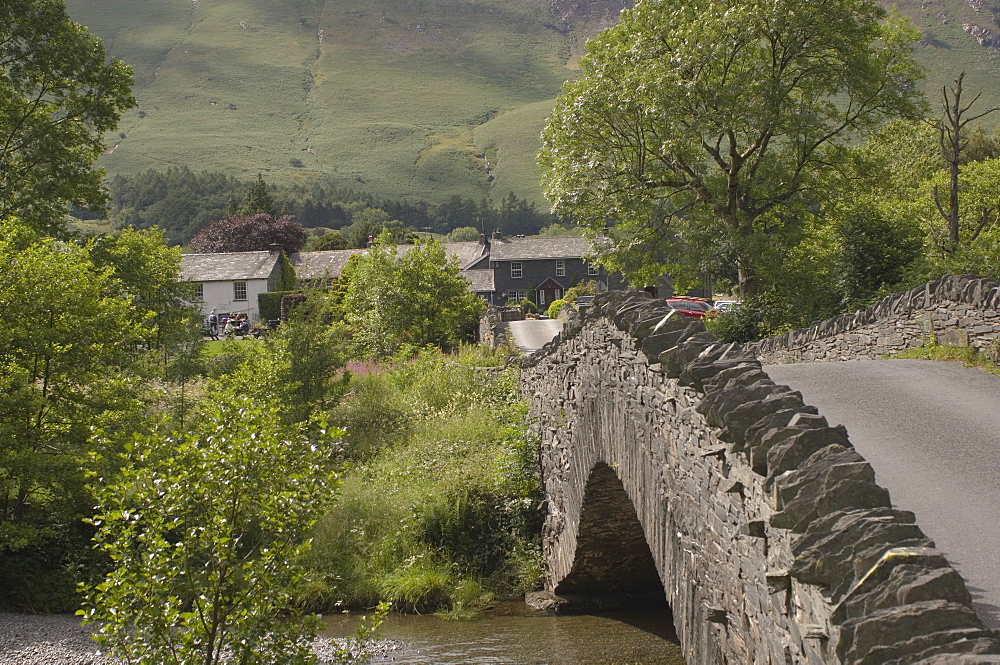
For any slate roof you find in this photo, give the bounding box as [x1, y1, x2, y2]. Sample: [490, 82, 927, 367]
[461, 269, 495, 293]
[289, 248, 367, 282]
[290, 241, 489, 281]
[181, 251, 280, 282]
[488, 236, 592, 261]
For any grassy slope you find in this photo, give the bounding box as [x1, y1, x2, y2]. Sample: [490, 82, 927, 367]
[67, 0, 589, 207]
[66, 0, 1000, 208]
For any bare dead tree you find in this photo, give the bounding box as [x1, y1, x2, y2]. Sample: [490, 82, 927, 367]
[932, 72, 1000, 245]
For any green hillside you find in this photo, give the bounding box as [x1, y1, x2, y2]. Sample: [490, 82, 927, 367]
[64, 0, 626, 207]
[65, 0, 1000, 208]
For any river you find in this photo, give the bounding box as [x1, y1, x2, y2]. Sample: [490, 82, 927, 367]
[322, 603, 687, 665]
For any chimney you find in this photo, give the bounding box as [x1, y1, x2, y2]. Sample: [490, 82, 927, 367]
[479, 232, 487, 245]
[269, 243, 282, 255]
[492, 229, 502, 241]
[367, 235, 376, 248]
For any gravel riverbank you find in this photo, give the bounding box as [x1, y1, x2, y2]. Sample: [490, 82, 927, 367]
[0, 613, 403, 665]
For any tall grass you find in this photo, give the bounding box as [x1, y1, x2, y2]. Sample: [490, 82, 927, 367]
[302, 346, 543, 615]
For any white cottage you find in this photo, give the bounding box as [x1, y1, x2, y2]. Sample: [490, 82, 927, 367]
[181, 248, 284, 323]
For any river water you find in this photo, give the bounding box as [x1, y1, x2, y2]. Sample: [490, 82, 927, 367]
[322, 604, 687, 665]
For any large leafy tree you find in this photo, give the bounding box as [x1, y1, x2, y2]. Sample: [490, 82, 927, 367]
[540, 0, 926, 296]
[188, 213, 307, 253]
[342, 236, 485, 356]
[0, 0, 134, 235]
[0, 222, 143, 605]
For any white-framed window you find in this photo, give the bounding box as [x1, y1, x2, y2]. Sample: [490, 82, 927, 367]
[555, 259, 565, 277]
[233, 281, 247, 301]
[538, 290, 547, 306]
[194, 283, 204, 301]
[555, 289, 562, 300]
[511, 261, 523, 279]
[587, 263, 600, 276]
[508, 289, 527, 303]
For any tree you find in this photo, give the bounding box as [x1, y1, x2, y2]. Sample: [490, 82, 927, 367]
[308, 230, 348, 251]
[0, 221, 143, 606]
[539, 0, 926, 297]
[0, 0, 134, 236]
[88, 227, 199, 355]
[342, 235, 486, 356]
[444, 226, 481, 242]
[931, 72, 1000, 246]
[241, 173, 276, 216]
[188, 213, 307, 253]
[80, 396, 340, 665]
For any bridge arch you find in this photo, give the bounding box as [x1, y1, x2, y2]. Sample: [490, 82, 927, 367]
[523, 288, 1000, 664]
[555, 462, 665, 608]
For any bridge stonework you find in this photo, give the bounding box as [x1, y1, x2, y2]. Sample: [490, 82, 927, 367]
[749, 275, 1000, 363]
[521, 289, 1000, 665]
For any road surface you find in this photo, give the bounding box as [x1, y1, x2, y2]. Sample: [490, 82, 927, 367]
[508, 319, 564, 353]
[765, 359, 1000, 629]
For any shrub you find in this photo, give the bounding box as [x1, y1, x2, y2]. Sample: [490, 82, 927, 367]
[546, 298, 572, 319]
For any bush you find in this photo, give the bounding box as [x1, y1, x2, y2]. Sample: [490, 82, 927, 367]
[705, 295, 788, 343]
[546, 298, 572, 319]
[305, 348, 541, 612]
[258, 290, 300, 322]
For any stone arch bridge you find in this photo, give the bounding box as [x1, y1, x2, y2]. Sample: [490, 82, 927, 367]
[520, 277, 1000, 665]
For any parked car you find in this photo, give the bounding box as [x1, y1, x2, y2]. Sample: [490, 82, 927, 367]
[713, 299, 740, 313]
[665, 298, 715, 319]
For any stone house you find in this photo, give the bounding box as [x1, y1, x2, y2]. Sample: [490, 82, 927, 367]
[486, 235, 625, 308]
[180, 247, 285, 322]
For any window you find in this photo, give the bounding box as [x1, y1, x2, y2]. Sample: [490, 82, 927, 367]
[194, 283, 204, 301]
[507, 290, 527, 303]
[587, 263, 600, 276]
[555, 259, 565, 277]
[233, 281, 247, 301]
[555, 289, 562, 301]
[538, 290, 547, 306]
[511, 261, 523, 279]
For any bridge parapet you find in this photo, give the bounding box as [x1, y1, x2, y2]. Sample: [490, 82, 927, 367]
[748, 275, 1000, 363]
[522, 289, 1000, 664]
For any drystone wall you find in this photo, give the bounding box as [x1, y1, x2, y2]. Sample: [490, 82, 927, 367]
[749, 275, 1000, 364]
[521, 289, 1000, 665]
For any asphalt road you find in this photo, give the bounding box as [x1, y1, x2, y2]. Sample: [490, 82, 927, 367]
[508, 319, 564, 353]
[765, 359, 1000, 629]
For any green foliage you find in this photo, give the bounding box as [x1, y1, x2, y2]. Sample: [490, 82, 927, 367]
[80, 396, 342, 665]
[546, 299, 572, 319]
[537, 223, 580, 238]
[563, 281, 597, 302]
[0, 0, 135, 236]
[540, 0, 926, 297]
[0, 221, 144, 609]
[87, 226, 200, 357]
[258, 290, 300, 323]
[342, 236, 486, 356]
[445, 226, 481, 242]
[306, 348, 541, 612]
[705, 295, 789, 344]
[308, 231, 348, 251]
[242, 173, 276, 216]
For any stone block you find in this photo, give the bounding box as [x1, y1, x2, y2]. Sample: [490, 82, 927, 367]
[742, 409, 824, 458]
[723, 392, 809, 455]
[763, 425, 851, 482]
[770, 446, 890, 533]
[838, 602, 993, 665]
